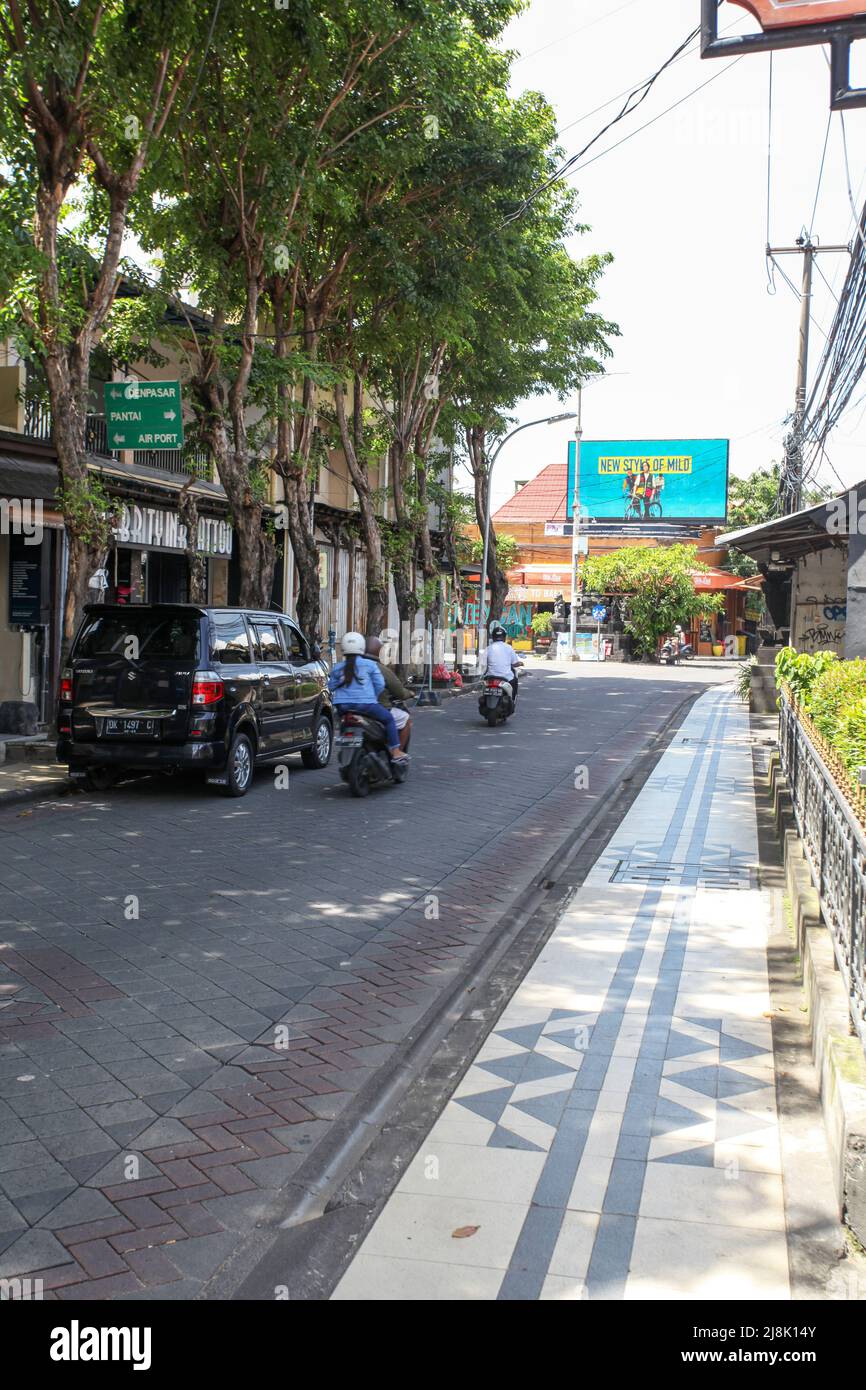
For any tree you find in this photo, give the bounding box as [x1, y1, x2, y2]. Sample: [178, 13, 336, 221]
[581, 544, 723, 659]
[723, 464, 822, 576]
[0, 0, 197, 641]
[445, 91, 617, 628]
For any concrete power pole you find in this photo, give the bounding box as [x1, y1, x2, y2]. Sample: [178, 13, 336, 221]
[568, 388, 583, 660]
[770, 238, 849, 514]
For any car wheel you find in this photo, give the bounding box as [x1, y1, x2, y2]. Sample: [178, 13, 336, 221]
[348, 755, 371, 798]
[221, 732, 254, 797]
[301, 715, 332, 769]
[83, 768, 117, 792]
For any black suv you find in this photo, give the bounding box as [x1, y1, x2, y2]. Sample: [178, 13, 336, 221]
[57, 604, 334, 796]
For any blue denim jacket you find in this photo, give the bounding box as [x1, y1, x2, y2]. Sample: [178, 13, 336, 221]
[328, 656, 385, 706]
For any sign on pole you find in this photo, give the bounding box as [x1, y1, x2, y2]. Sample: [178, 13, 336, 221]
[701, 0, 866, 109]
[103, 381, 184, 451]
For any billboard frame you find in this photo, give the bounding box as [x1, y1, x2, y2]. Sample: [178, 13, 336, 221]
[701, 0, 866, 109]
[567, 436, 730, 526]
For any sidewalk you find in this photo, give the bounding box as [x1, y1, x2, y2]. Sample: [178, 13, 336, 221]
[0, 744, 68, 807]
[332, 685, 847, 1301]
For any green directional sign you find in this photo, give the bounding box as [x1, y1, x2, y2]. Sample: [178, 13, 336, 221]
[103, 380, 184, 451]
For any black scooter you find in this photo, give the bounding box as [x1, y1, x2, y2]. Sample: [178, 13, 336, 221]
[478, 676, 516, 727]
[336, 707, 410, 797]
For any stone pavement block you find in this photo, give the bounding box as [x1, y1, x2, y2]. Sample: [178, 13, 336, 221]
[124, 1244, 183, 1285]
[0, 1228, 73, 1276]
[109, 1221, 184, 1253]
[55, 1271, 142, 1299]
[36, 1188, 120, 1231]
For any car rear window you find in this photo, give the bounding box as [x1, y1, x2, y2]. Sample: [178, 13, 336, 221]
[75, 613, 200, 660]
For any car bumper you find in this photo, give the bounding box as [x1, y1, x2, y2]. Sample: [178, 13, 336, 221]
[57, 737, 226, 772]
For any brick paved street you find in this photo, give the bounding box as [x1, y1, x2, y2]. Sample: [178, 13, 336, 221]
[0, 664, 732, 1299]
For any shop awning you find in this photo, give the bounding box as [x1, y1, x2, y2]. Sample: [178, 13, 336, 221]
[689, 566, 763, 592]
[0, 453, 59, 500]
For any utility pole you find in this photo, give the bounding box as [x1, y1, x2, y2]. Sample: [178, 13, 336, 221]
[568, 388, 583, 660]
[769, 237, 849, 513]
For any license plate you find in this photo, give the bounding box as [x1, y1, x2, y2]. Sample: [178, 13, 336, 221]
[102, 717, 159, 738]
[336, 732, 362, 745]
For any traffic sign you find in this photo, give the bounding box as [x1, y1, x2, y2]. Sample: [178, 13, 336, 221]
[592, 604, 607, 622]
[103, 381, 184, 450]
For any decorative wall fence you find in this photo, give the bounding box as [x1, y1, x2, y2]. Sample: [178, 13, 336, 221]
[779, 692, 866, 1053]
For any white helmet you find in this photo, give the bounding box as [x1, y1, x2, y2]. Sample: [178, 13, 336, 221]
[341, 631, 366, 655]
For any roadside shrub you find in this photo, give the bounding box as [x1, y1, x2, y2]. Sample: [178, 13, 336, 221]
[807, 659, 866, 742]
[775, 648, 838, 707]
[835, 698, 866, 798]
[737, 657, 755, 704]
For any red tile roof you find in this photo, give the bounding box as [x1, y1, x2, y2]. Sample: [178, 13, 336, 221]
[493, 462, 567, 524]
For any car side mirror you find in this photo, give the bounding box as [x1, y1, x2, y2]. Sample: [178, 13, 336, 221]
[310, 642, 322, 659]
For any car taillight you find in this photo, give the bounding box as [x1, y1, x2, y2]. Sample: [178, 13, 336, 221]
[60, 669, 73, 700]
[192, 678, 224, 706]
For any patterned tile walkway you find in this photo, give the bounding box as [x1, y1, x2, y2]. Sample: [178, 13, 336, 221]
[333, 686, 795, 1301]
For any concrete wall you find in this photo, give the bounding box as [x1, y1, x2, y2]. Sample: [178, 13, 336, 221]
[847, 522, 866, 660]
[791, 549, 848, 655]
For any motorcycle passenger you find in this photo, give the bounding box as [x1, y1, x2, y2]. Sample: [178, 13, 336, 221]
[365, 637, 414, 751]
[480, 622, 524, 707]
[328, 632, 408, 762]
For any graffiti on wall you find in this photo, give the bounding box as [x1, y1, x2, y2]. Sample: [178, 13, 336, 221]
[796, 593, 847, 654]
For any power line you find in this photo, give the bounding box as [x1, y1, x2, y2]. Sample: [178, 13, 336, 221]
[499, 11, 722, 231]
[513, 0, 643, 69]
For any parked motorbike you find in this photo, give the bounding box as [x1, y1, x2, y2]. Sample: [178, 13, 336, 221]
[478, 676, 516, 727]
[659, 635, 695, 665]
[335, 706, 410, 797]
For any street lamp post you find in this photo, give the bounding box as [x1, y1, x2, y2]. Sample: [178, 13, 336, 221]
[475, 411, 578, 663]
[565, 373, 629, 660]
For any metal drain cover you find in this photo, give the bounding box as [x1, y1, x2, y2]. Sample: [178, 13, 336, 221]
[610, 859, 757, 889]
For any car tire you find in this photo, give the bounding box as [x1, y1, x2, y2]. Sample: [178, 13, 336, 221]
[301, 715, 332, 769]
[221, 731, 254, 797]
[83, 768, 117, 792]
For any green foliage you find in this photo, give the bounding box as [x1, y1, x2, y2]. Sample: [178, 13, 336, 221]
[775, 648, 866, 800]
[736, 657, 756, 704]
[774, 648, 838, 706]
[808, 660, 866, 742]
[531, 610, 553, 635]
[468, 531, 519, 572]
[581, 545, 723, 659]
[55, 475, 119, 550]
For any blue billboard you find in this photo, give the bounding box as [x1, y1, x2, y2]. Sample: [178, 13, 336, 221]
[566, 438, 729, 524]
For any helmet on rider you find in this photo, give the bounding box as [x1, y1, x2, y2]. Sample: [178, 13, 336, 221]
[365, 636, 383, 658]
[341, 631, 366, 656]
[488, 623, 507, 642]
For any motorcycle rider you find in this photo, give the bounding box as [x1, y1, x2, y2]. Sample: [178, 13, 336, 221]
[365, 636, 414, 752]
[328, 632, 408, 762]
[480, 621, 524, 708]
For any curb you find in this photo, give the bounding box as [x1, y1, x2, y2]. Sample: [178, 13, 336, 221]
[203, 685, 702, 1300]
[759, 745, 866, 1245]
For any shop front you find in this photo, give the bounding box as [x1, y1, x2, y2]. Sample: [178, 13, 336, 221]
[0, 450, 65, 732]
[109, 498, 233, 606]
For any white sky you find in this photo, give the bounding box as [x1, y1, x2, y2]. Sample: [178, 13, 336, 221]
[468, 0, 866, 514]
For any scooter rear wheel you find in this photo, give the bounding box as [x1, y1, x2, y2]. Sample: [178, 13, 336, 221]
[348, 756, 371, 798]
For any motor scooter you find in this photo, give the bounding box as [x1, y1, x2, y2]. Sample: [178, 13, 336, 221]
[335, 705, 410, 797]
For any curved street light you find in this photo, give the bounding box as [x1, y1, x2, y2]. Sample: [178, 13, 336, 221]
[474, 411, 578, 663]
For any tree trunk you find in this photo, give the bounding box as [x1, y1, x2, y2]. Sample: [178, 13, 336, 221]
[333, 374, 388, 637]
[178, 484, 207, 603]
[467, 424, 508, 628]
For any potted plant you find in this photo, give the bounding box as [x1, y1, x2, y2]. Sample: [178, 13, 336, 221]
[531, 610, 553, 652]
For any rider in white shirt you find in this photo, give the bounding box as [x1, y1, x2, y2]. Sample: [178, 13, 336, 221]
[480, 623, 524, 705]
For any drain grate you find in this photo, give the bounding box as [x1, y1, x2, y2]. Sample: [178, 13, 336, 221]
[610, 859, 757, 889]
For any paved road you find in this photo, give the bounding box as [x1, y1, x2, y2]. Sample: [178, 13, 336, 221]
[0, 662, 733, 1299]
